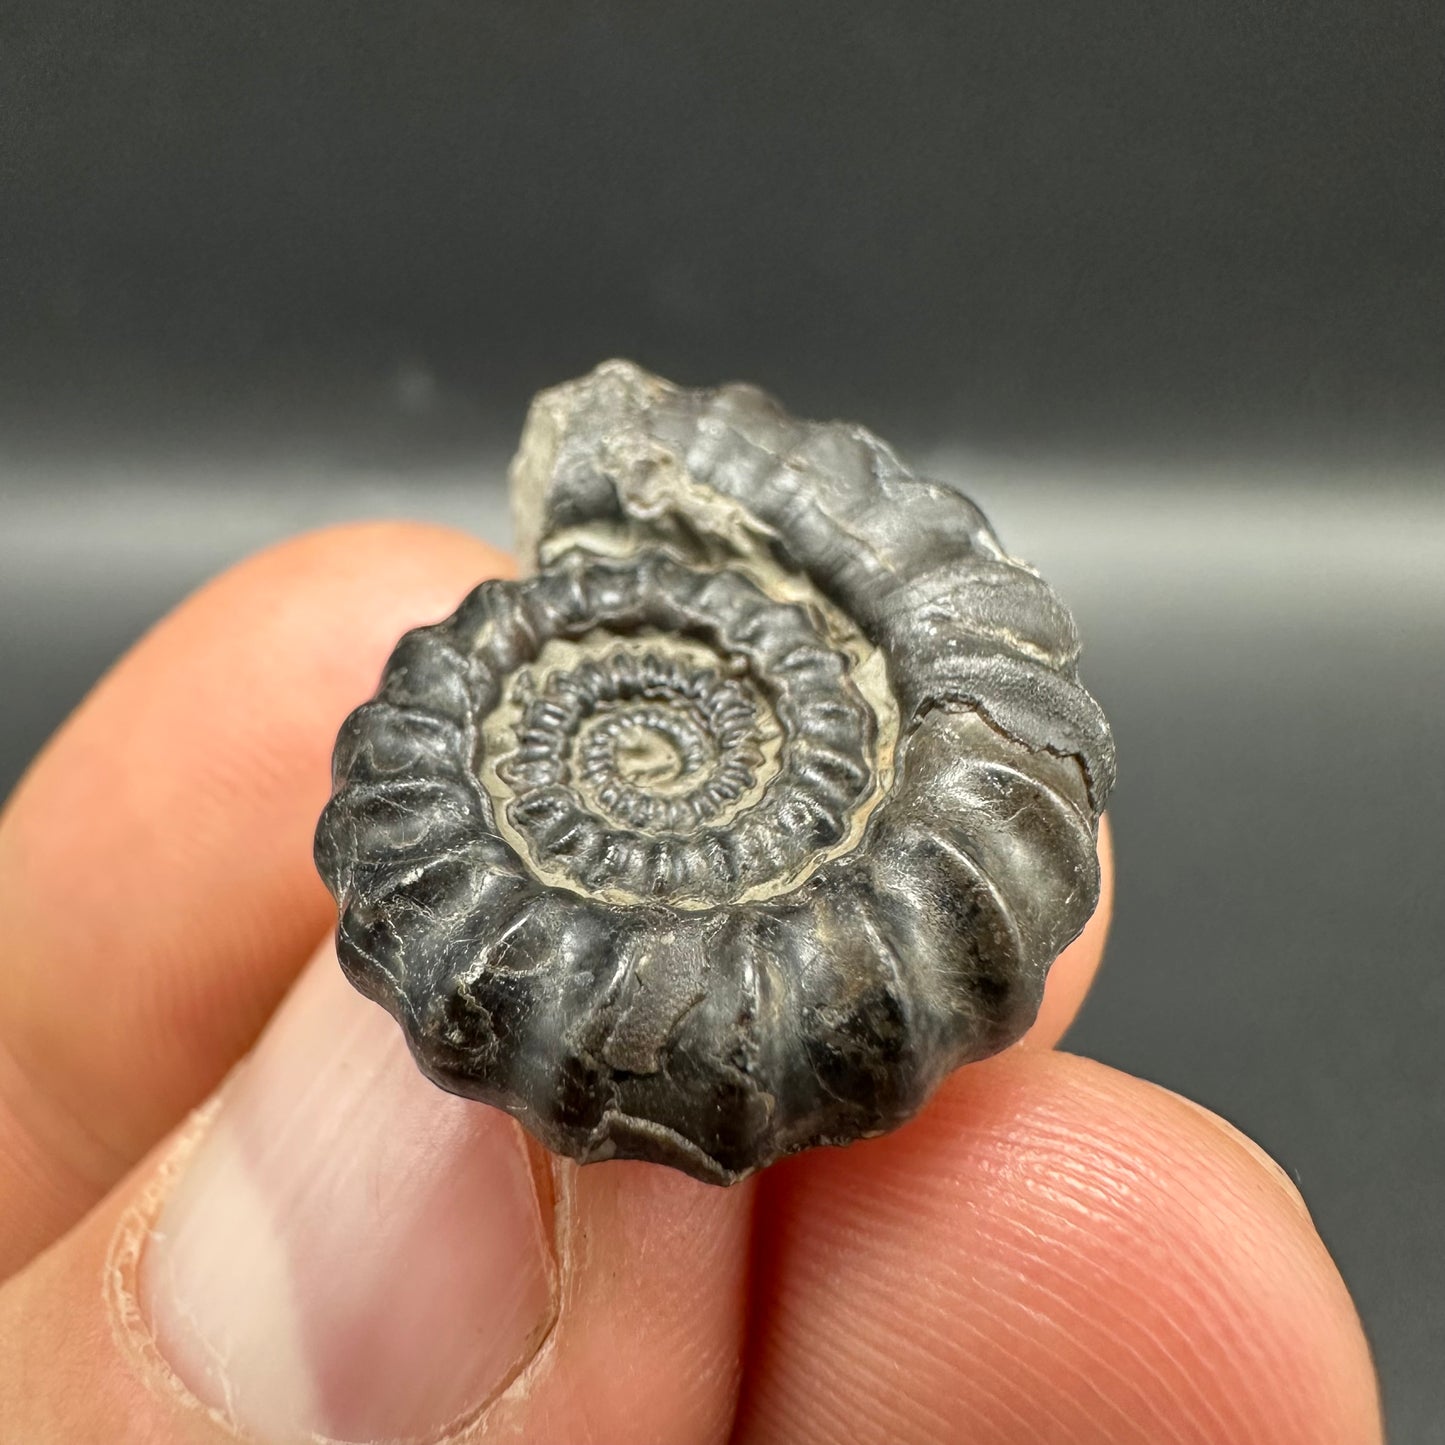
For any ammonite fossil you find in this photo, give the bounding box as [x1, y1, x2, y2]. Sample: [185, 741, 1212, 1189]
[315, 361, 1116, 1184]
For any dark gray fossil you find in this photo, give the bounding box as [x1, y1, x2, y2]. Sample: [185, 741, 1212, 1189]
[315, 361, 1115, 1184]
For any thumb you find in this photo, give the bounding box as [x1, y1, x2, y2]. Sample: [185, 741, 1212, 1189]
[0, 941, 753, 1444]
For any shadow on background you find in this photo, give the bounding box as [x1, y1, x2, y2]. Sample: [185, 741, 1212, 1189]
[2, 3, 1442, 1436]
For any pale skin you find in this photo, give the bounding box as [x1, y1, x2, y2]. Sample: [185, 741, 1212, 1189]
[0, 523, 1383, 1443]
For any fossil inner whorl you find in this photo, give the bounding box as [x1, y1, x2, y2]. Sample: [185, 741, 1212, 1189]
[472, 550, 896, 910]
[493, 637, 782, 829]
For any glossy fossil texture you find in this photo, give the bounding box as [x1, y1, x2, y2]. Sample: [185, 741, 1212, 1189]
[315, 361, 1116, 1184]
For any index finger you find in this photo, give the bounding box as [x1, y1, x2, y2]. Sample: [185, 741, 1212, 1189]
[0, 521, 512, 1275]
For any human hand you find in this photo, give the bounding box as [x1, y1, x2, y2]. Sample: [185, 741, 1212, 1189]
[0, 525, 1381, 1443]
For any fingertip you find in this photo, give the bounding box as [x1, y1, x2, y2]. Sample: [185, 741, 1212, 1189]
[741, 1049, 1381, 1445]
[1021, 811, 1114, 1048]
[207, 517, 515, 603]
[137, 520, 515, 717]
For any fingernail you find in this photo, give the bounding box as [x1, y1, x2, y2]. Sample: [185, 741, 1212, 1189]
[138, 944, 558, 1443]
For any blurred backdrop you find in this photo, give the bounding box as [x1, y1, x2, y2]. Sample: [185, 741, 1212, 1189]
[2, 3, 1442, 1436]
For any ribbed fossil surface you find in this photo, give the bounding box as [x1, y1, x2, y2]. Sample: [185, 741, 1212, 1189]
[315, 361, 1115, 1183]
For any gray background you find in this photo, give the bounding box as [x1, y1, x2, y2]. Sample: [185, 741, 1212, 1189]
[2, 3, 1442, 1437]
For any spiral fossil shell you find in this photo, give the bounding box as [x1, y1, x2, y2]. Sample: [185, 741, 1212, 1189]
[315, 361, 1116, 1183]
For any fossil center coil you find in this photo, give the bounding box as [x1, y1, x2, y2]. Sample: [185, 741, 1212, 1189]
[471, 551, 896, 911]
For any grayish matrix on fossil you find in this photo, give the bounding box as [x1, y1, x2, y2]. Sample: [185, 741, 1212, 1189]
[315, 361, 1116, 1183]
